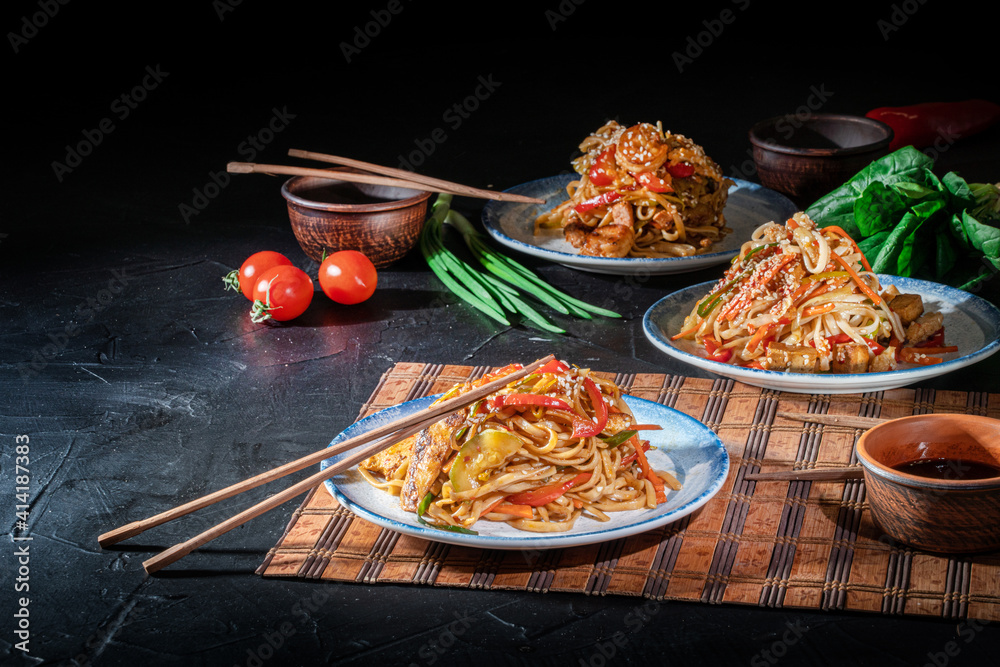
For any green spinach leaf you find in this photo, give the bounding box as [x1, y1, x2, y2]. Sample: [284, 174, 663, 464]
[854, 181, 907, 236]
[805, 146, 935, 226]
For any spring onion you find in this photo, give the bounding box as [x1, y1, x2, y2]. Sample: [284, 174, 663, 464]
[443, 207, 620, 319]
[420, 194, 620, 333]
[416, 491, 478, 535]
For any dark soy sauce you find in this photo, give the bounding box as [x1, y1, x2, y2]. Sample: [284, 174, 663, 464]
[892, 457, 1000, 481]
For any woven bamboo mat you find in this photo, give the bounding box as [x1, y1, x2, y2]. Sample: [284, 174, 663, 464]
[258, 362, 1000, 621]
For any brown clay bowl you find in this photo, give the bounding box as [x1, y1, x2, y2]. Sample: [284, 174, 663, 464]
[281, 168, 432, 267]
[855, 414, 1000, 554]
[749, 114, 894, 207]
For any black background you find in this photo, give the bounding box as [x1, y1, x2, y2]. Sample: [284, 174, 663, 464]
[4, 1, 1000, 666]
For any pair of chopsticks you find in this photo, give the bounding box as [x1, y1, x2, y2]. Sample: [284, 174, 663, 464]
[100, 354, 556, 573]
[226, 148, 545, 204]
[743, 412, 886, 482]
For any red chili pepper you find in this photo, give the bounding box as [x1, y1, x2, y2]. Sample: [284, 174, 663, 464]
[571, 377, 609, 438]
[489, 393, 574, 411]
[588, 147, 617, 186]
[505, 472, 592, 507]
[866, 100, 1000, 152]
[666, 163, 695, 178]
[573, 191, 622, 213]
[635, 171, 673, 193]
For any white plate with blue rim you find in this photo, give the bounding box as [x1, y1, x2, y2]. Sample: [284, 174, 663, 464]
[643, 275, 1000, 394]
[321, 394, 729, 550]
[481, 174, 797, 275]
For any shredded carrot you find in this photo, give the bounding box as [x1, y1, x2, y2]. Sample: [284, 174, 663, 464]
[747, 321, 775, 353]
[631, 437, 666, 504]
[888, 334, 903, 362]
[482, 498, 505, 516]
[489, 503, 535, 519]
[832, 251, 882, 306]
[801, 302, 836, 318]
[788, 281, 817, 304]
[719, 253, 796, 322]
[900, 348, 944, 365]
[907, 346, 958, 355]
[823, 226, 873, 272]
[786, 217, 799, 230]
[670, 322, 701, 341]
[630, 424, 664, 431]
[572, 498, 584, 509]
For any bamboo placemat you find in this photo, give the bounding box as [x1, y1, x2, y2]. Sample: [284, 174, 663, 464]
[258, 362, 1000, 621]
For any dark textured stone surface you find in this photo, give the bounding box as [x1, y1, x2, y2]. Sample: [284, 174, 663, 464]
[3, 2, 1000, 665]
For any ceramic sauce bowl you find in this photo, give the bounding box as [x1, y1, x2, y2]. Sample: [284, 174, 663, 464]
[282, 169, 432, 267]
[855, 414, 1000, 554]
[749, 113, 894, 207]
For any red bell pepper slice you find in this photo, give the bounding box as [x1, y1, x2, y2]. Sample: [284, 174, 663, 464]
[826, 333, 853, 346]
[573, 191, 622, 213]
[707, 348, 733, 363]
[505, 472, 592, 507]
[702, 336, 733, 363]
[620, 439, 651, 467]
[588, 147, 617, 186]
[480, 363, 523, 383]
[635, 171, 673, 193]
[571, 377, 609, 438]
[666, 163, 695, 178]
[865, 339, 886, 356]
[538, 359, 569, 375]
[916, 329, 945, 348]
[489, 393, 574, 412]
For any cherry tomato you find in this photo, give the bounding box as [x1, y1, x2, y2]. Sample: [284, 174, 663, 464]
[250, 265, 314, 322]
[318, 250, 378, 305]
[223, 251, 293, 300]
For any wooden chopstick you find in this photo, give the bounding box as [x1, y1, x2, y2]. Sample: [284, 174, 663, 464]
[776, 412, 887, 429]
[228, 159, 544, 205]
[744, 467, 865, 481]
[98, 409, 440, 548]
[126, 354, 555, 573]
[741, 413, 889, 481]
[287, 148, 545, 204]
[227, 161, 466, 195]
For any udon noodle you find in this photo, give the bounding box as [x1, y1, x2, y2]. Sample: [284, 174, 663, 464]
[673, 212, 953, 373]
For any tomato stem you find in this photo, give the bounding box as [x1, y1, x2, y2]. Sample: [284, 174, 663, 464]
[222, 269, 241, 292]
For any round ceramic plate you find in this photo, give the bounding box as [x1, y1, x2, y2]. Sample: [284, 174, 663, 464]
[481, 174, 797, 275]
[643, 275, 1000, 394]
[321, 394, 729, 550]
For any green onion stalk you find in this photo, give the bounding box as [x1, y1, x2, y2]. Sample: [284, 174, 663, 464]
[419, 194, 620, 333]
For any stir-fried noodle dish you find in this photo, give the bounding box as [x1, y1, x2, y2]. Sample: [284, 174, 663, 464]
[672, 212, 956, 373]
[360, 360, 679, 535]
[535, 120, 734, 258]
